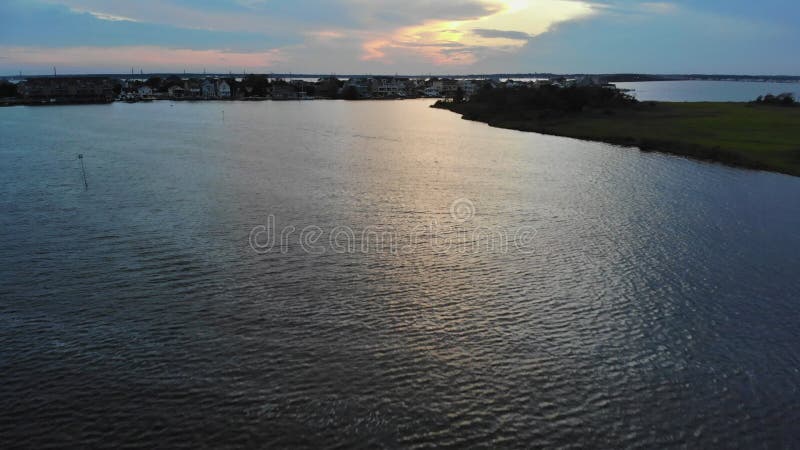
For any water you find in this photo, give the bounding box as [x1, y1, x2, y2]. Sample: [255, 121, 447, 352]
[1, 99, 800, 448]
[615, 80, 800, 102]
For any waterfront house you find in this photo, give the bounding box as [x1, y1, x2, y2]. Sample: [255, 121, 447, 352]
[429, 78, 459, 97]
[217, 80, 231, 98]
[290, 80, 315, 97]
[370, 77, 405, 97]
[441, 79, 459, 96]
[167, 85, 186, 98]
[423, 87, 441, 97]
[17, 77, 115, 104]
[271, 84, 297, 100]
[201, 79, 217, 98]
[457, 80, 477, 99]
[343, 78, 371, 98]
[315, 77, 342, 98]
[186, 80, 201, 98]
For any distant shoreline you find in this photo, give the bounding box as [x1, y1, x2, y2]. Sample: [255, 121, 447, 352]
[4, 73, 800, 83]
[433, 101, 800, 177]
[0, 96, 422, 107]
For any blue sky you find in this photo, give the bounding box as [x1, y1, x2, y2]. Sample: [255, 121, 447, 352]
[1, 0, 798, 75]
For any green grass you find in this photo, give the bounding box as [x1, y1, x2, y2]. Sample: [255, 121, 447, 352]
[437, 101, 800, 176]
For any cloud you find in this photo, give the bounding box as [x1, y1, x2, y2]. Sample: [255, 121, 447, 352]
[81, 10, 138, 22]
[6, 0, 795, 74]
[2, 2, 293, 52]
[360, 0, 597, 66]
[0, 45, 284, 72]
[472, 28, 531, 41]
[306, 30, 346, 40]
[31, 0, 597, 68]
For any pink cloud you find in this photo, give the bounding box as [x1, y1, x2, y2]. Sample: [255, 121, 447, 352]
[0, 46, 284, 72]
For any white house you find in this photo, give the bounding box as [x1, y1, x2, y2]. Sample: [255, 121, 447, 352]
[217, 80, 231, 98]
[137, 85, 153, 96]
[370, 77, 405, 97]
[423, 87, 441, 97]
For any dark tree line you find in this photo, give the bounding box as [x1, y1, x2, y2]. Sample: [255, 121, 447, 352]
[467, 84, 638, 113]
[0, 81, 17, 98]
[753, 93, 796, 106]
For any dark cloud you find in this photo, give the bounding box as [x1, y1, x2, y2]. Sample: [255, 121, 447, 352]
[394, 41, 467, 48]
[472, 28, 532, 40]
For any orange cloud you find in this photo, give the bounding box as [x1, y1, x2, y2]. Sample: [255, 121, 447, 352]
[307, 30, 347, 40]
[362, 40, 391, 61]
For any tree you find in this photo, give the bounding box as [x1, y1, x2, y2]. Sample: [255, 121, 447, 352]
[161, 75, 183, 93]
[465, 84, 637, 114]
[753, 92, 796, 107]
[341, 85, 359, 100]
[145, 77, 162, 88]
[0, 81, 17, 98]
[241, 74, 269, 97]
[453, 87, 465, 104]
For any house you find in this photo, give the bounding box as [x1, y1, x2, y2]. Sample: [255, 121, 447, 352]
[167, 85, 186, 98]
[343, 78, 371, 98]
[402, 78, 419, 97]
[422, 87, 441, 97]
[217, 80, 231, 98]
[187, 83, 201, 98]
[440, 79, 459, 96]
[137, 85, 154, 96]
[290, 80, 315, 97]
[201, 79, 217, 97]
[576, 75, 602, 87]
[315, 77, 342, 98]
[17, 77, 115, 103]
[457, 79, 477, 99]
[271, 84, 297, 100]
[370, 77, 405, 97]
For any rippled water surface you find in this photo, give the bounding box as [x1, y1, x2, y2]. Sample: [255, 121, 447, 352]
[2, 99, 800, 448]
[615, 80, 800, 102]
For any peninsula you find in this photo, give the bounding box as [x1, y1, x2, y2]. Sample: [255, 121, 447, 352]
[434, 85, 800, 177]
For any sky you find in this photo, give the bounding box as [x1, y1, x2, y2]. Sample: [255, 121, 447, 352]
[1, 0, 799, 75]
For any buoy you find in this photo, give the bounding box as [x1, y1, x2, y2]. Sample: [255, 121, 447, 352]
[78, 154, 88, 190]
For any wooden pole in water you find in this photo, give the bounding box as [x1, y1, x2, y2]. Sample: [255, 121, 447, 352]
[78, 154, 88, 190]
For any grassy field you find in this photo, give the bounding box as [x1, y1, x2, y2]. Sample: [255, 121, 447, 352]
[436, 101, 800, 176]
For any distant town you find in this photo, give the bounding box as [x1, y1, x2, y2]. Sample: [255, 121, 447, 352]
[0, 74, 612, 106]
[1, 72, 798, 106]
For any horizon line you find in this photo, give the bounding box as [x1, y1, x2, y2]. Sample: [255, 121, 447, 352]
[3, 72, 800, 79]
